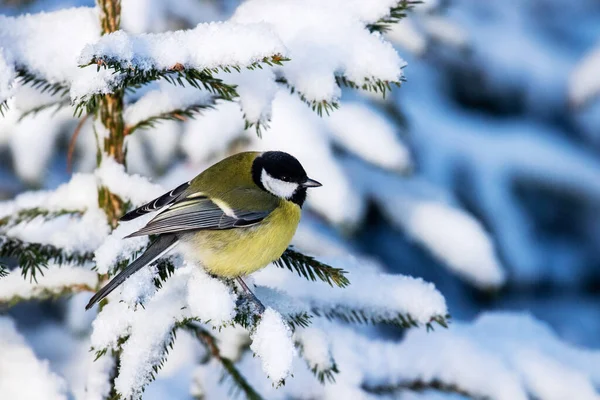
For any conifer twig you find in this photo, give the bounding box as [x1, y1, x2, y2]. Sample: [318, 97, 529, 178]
[366, 0, 421, 33]
[0, 236, 94, 282]
[186, 322, 263, 400]
[274, 248, 350, 288]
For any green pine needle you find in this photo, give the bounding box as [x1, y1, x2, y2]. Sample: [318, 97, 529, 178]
[0, 263, 8, 278]
[274, 248, 350, 288]
[0, 236, 94, 282]
[127, 103, 214, 135]
[366, 0, 422, 33]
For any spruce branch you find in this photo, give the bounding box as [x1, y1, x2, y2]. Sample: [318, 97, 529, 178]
[126, 102, 214, 136]
[274, 248, 350, 288]
[366, 0, 421, 33]
[310, 306, 449, 330]
[0, 236, 94, 282]
[186, 322, 264, 400]
[0, 208, 84, 229]
[0, 67, 70, 116]
[335, 75, 403, 100]
[0, 281, 95, 308]
[17, 99, 71, 122]
[363, 379, 474, 398]
[76, 54, 287, 115]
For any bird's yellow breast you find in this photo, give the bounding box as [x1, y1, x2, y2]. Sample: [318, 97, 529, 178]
[179, 200, 301, 277]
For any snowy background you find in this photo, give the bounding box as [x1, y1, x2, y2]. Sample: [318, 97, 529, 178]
[1, 0, 600, 399]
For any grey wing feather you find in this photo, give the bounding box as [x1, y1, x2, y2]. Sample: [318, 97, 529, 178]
[120, 181, 191, 221]
[126, 197, 271, 237]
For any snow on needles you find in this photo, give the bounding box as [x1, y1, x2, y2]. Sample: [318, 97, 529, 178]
[250, 308, 295, 384]
[0, 7, 101, 101]
[0, 317, 68, 400]
[78, 22, 285, 92]
[233, 0, 405, 102]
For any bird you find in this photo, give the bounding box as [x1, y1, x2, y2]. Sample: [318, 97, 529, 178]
[85, 151, 322, 311]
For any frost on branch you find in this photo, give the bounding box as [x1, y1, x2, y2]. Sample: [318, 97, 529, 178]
[0, 317, 68, 400]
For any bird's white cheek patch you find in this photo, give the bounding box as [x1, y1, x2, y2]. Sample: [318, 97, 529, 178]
[261, 170, 298, 199]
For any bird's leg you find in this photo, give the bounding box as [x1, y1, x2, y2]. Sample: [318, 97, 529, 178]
[235, 276, 266, 315]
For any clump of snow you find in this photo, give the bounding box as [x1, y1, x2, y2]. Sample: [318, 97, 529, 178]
[233, 0, 405, 103]
[118, 264, 159, 307]
[0, 317, 68, 400]
[569, 45, 600, 107]
[0, 7, 99, 86]
[78, 21, 285, 78]
[186, 268, 236, 324]
[223, 68, 278, 125]
[0, 265, 97, 304]
[325, 102, 411, 172]
[254, 255, 448, 326]
[250, 307, 295, 384]
[90, 301, 135, 349]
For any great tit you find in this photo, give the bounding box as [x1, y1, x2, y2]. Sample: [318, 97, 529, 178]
[85, 151, 322, 311]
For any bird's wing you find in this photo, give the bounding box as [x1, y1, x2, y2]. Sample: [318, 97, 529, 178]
[126, 188, 277, 237]
[120, 181, 191, 221]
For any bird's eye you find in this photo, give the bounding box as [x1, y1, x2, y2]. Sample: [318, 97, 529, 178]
[280, 176, 289, 181]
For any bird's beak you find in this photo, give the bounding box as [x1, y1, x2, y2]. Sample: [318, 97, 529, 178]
[302, 178, 322, 188]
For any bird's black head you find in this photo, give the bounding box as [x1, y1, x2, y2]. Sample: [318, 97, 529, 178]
[252, 151, 322, 206]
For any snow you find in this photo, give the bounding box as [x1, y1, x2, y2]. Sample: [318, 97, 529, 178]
[123, 83, 214, 128]
[6, 209, 109, 253]
[95, 157, 164, 206]
[93, 216, 151, 275]
[254, 255, 448, 326]
[90, 301, 135, 350]
[77, 22, 285, 97]
[383, 312, 600, 400]
[223, 68, 278, 125]
[295, 326, 335, 374]
[0, 48, 16, 103]
[569, 45, 600, 107]
[84, 352, 115, 400]
[114, 269, 189, 399]
[0, 317, 68, 400]
[0, 7, 100, 99]
[180, 101, 245, 165]
[186, 268, 236, 324]
[233, 0, 405, 102]
[250, 307, 295, 384]
[324, 102, 411, 172]
[0, 265, 97, 304]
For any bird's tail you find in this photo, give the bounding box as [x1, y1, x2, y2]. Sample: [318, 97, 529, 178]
[85, 235, 179, 310]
